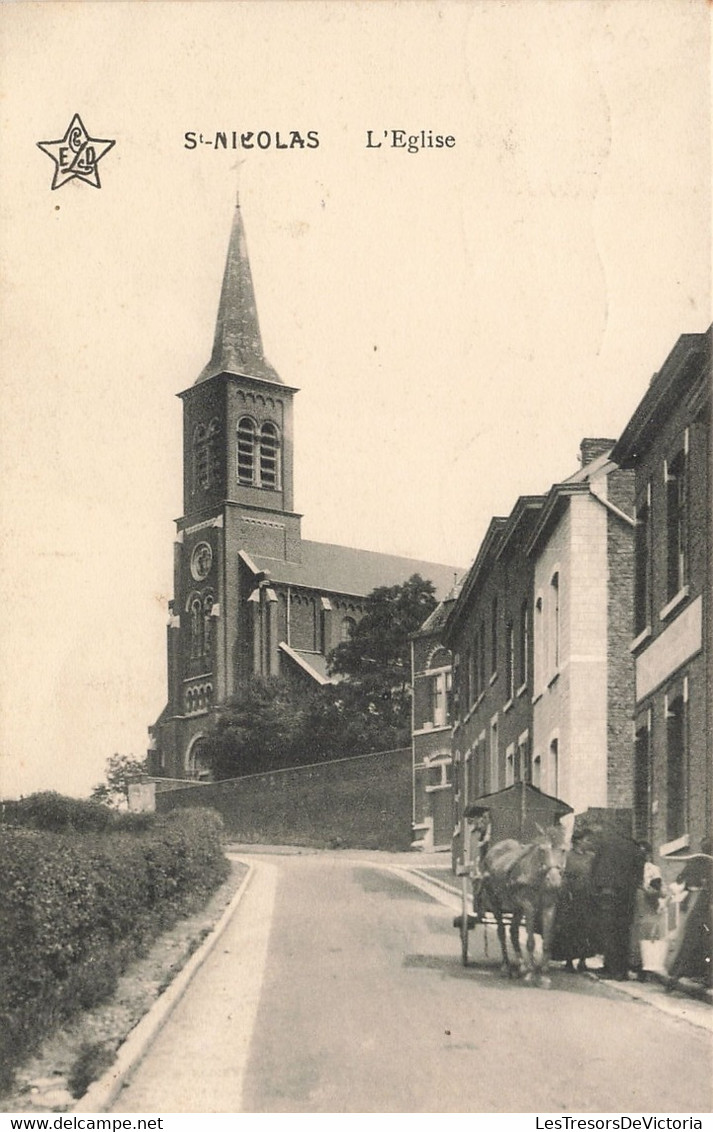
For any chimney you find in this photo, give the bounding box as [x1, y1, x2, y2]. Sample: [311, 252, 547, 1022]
[579, 438, 615, 467]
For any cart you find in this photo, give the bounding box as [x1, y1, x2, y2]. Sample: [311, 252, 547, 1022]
[454, 781, 573, 965]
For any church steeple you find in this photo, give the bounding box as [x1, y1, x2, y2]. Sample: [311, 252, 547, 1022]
[196, 201, 281, 385]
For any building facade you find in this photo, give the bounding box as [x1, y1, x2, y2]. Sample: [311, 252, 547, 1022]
[150, 204, 459, 780]
[527, 440, 635, 815]
[443, 440, 636, 837]
[444, 496, 543, 835]
[610, 327, 711, 861]
[411, 600, 454, 851]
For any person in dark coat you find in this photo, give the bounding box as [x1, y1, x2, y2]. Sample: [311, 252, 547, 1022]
[589, 825, 643, 980]
[552, 829, 598, 971]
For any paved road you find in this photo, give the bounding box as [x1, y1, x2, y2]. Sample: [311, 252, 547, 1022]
[113, 853, 712, 1113]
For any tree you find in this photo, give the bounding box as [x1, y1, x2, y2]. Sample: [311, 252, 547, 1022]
[327, 573, 437, 740]
[90, 753, 148, 809]
[203, 677, 306, 780]
[201, 575, 438, 780]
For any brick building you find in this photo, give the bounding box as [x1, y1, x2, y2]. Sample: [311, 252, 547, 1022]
[443, 496, 544, 829]
[411, 598, 455, 851]
[610, 327, 711, 861]
[149, 203, 460, 780]
[442, 441, 635, 835]
[527, 441, 636, 814]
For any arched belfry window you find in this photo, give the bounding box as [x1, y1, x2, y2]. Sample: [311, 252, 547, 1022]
[237, 417, 256, 484]
[193, 418, 221, 492]
[237, 417, 281, 489]
[260, 422, 280, 489]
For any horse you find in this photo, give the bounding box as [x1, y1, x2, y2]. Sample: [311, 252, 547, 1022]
[479, 826, 568, 987]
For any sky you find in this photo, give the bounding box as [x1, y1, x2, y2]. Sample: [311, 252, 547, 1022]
[0, 0, 710, 799]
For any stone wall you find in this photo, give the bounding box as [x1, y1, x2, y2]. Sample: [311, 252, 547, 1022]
[154, 747, 412, 851]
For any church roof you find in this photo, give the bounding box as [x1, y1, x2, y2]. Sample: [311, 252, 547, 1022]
[411, 595, 457, 640]
[250, 539, 461, 602]
[196, 202, 282, 386]
[279, 643, 333, 684]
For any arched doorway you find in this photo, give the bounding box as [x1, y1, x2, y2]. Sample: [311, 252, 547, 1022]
[185, 735, 213, 782]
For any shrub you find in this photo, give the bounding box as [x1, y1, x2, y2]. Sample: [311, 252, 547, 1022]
[1, 792, 114, 833]
[0, 807, 228, 1095]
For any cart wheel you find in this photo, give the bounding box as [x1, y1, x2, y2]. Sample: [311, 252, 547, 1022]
[460, 875, 470, 966]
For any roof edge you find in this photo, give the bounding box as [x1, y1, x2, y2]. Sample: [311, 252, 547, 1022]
[611, 327, 712, 466]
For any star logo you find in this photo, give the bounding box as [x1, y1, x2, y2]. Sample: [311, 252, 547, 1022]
[37, 114, 115, 190]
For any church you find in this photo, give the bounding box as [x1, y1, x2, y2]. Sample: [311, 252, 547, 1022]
[149, 202, 460, 780]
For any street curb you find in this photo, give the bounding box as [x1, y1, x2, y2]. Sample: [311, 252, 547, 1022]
[73, 859, 255, 1114]
[404, 866, 461, 900]
[586, 969, 713, 1008]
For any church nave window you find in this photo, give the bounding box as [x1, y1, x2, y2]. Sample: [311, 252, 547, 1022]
[187, 589, 214, 661]
[189, 595, 203, 659]
[203, 593, 214, 656]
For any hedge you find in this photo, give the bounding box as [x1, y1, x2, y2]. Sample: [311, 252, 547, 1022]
[0, 806, 229, 1093]
[0, 791, 152, 833]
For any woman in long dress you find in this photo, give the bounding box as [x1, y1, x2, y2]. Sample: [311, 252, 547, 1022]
[552, 831, 598, 972]
[630, 849, 667, 981]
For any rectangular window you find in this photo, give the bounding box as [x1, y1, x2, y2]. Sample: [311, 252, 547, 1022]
[548, 738, 559, 797]
[518, 600, 529, 689]
[431, 672, 447, 728]
[517, 731, 530, 784]
[634, 485, 652, 635]
[534, 596, 544, 694]
[461, 650, 471, 710]
[473, 628, 481, 698]
[550, 572, 560, 674]
[634, 714, 651, 841]
[451, 655, 461, 719]
[666, 688, 687, 840]
[666, 447, 688, 600]
[473, 742, 484, 805]
[479, 622, 486, 695]
[505, 743, 515, 787]
[478, 731, 487, 796]
[489, 716, 499, 792]
[532, 753, 541, 789]
[505, 621, 515, 701]
[491, 596, 498, 676]
[468, 650, 476, 707]
[452, 752, 460, 804]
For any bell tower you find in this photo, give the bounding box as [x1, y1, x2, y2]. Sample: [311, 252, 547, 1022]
[153, 200, 303, 777]
[180, 201, 299, 527]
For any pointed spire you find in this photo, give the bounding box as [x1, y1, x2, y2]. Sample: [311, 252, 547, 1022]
[196, 200, 281, 385]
